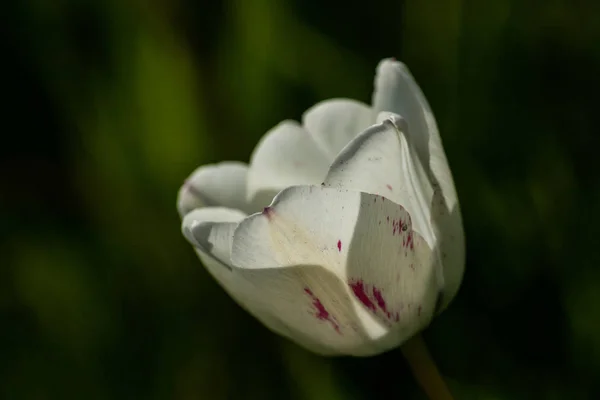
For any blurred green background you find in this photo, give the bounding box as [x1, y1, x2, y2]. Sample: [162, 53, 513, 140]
[2, 0, 600, 399]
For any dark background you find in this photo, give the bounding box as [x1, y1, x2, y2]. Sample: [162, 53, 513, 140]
[2, 0, 600, 398]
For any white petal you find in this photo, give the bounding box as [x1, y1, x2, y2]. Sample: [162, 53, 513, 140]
[246, 120, 330, 208]
[430, 186, 465, 311]
[323, 113, 436, 252]
[372, 59, 431, 167]
[230, 185, 440, 356]
[302, 99, 375, 159]
[182, 207, 298, 345]
[177, 161, 253, 217]
[182, 207, 246, 270]
[372, 59, 464, 309]
[372, 58, 458, 212]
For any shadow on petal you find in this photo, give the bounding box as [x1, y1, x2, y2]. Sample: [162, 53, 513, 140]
[232, 264, 380, 356]
[344, 192, 443, 352]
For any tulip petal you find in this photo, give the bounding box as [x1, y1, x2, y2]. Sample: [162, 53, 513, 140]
[430, 186, 465, 312]
[372, 59, 464, 310]
[177, 161, 253, 217]
[372, 58, 458, 212]
[323, 113, 436, 251]
[302, 99, 375, 158]
[246, 120, 330, 209]
[230, 185, 440, 355]
[372, 59, 431, 168]
[182, 207, 298, 346]
[182, 207, 246, 271]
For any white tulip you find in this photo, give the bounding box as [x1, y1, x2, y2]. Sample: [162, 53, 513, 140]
[177, 58, 464, 356]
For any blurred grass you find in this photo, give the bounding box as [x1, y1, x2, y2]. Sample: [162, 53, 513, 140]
[2, 0, 600, 399]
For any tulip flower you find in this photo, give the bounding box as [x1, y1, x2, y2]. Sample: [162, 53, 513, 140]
[178, 59, 464, 361]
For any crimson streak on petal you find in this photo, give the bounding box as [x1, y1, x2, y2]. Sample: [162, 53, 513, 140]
[304, 288, 341, 334]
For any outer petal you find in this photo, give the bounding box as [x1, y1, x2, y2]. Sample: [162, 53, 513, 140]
[372, 58, 458, 212]
[230, 185, 440, 356]
[323, 114, 436, 253]
[430, 185, 465, 311]
[372, 59, 430, 171]
[373, 59, 464, 310]
[182, 207, 298, 347]
[302, 99, 375, 159]
[177, 161, 253, 217]
[246, 120, 330, 209]
[182, 207, 247, 274]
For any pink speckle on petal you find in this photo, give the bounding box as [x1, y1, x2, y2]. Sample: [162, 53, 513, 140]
[262, 207, 274, 220]
[372, 287, 388, 313]
[313, 299, 328, 320]
[348, 280, 376, 312]
[337, 240, 342, 252]
[304, 287, 341, 334]
[349, 280, 402, 324]
[406, 232, 414, 249]
[402, 229, 414, 250]
[386, 184, 393, 191]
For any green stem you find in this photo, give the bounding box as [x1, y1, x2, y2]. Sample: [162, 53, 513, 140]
[401, 334, 454, 400]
